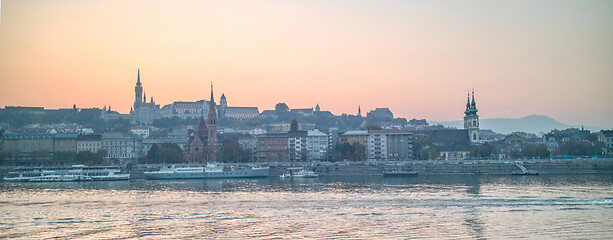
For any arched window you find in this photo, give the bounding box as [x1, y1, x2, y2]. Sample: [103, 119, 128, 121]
[473, 133, 477, 140]
[473, 120, 477, 127]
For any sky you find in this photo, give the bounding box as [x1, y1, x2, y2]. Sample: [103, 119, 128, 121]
[0, 0, 612, 128]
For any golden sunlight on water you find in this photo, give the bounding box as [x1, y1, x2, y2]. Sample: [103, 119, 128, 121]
[1, 175, 613, 239]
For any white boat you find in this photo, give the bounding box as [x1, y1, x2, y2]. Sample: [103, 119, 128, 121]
[3, 165, 130, 182]
[144, 164, 269, 180]
[280, 169, 318, 178]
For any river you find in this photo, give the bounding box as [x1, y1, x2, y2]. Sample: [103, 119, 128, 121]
[1, 174, 612, 239]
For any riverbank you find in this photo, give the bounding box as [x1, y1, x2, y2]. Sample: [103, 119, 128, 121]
[127, 158, 613, 179]
[2, 158, 612, 179]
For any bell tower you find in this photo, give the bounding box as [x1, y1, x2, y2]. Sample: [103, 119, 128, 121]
[464, 90, 480, 144]
[207, 83, 218, 162]
[134, 69, 143, 108]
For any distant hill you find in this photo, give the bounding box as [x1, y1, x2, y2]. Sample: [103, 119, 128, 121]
[432, 115, 604, 135]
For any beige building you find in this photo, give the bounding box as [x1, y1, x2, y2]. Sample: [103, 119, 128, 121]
[77, 134, 102, 153]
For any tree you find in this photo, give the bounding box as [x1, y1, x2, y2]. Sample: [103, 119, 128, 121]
[77, 151, 95, 165]
[158, 147, 182, 163]
[32, 150, 49, 166]
[290, 119, 298, 132]
[556, 141, 603, 156]
[147, 143, 159, 163]
[221, 138, 252, 163]
[0, 152, 8, 166]
[144, 143, 183, 163]
[471, 144, 493, 158]
[363, 124, 382, 130]
[275, 103, 289, 112]
[77, 149, 108, 165]
[334, 142, 366, 161]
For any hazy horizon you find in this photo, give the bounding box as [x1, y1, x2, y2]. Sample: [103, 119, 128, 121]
[1, 0, 612, 128]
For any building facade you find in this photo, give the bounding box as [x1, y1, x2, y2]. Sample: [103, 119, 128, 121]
[225, 107, 260, 119]
[383, 131, 413, 161]
[340, 130, 369, 147]
[256, 132, 289, 162]
[307, 130, 328, 161]
[598, 130, 613, 155]
[77, 134, 102, 153]
[101, 132, 144, 164]
[1, 133, 77, 166]
[288, 131, 307, 161]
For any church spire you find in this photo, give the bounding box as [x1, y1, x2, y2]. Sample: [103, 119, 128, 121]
[471, 89, 476, 109]
[137, 69, 141, 86]
[208, 82, 217, 119]
[465, 90, 470, 114]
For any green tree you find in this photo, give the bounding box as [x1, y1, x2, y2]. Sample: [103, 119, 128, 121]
[0, 152, 8, 166]
[144, 143, 183, 163]
[471, 144, 493, 158]
[275, 103, 289, 112]
[146, 143, 160, 163]
[76, 151, 95, 165]
[77, 150, 108, 165]
[363, 124, 382, 130]
[556, 141, 603, 156]
[158, 147, 182, 163]
[32, 150, 49, 166]
[334, 142, 366, 161]
[221, 138, 243, 163]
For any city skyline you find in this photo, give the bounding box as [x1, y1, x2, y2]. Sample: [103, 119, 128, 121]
[1, 0, 612, 128]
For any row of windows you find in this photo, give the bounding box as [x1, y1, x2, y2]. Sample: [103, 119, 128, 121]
[78, 143, 101, 147]
[103, 141, 134, 146]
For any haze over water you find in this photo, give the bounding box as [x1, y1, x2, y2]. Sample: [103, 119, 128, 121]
[2, 174, 613, 239]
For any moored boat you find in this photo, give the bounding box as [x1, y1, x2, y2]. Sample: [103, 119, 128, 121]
[280, 168, 318, 178]
[383, 170, 418, 177]
[3, 165, 130, 182]
[383, 165, 418, 177]
[144, 164, 269, 180]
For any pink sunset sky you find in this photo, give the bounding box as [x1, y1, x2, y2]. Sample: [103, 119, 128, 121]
[0, 0, 612, 128]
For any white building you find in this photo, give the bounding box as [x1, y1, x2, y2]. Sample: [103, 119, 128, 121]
[102, 132, 144, 164]
[130, 126, 150, 139]
[307, 130, 328, 161]
[368, 132, 387, 161]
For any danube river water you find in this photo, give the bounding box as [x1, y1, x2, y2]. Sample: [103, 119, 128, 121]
[1, 174, 613, 239]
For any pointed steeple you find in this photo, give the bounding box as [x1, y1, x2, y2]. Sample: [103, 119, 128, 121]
[465, 91, 471, 115]
[358, 105, 362, 117]
[208, 83, 217, 119]
[136, 69, 141, 86]
[150, 96, 154, 103]
[471, 89, 476, 109]
[143, 92, 146, 103]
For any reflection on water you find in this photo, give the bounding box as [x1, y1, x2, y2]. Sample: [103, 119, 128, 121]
[1, 174, 613, 239]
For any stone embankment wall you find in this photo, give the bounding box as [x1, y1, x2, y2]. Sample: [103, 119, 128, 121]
[271, 159, 613, 176]
[2, 159, 612, 179]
